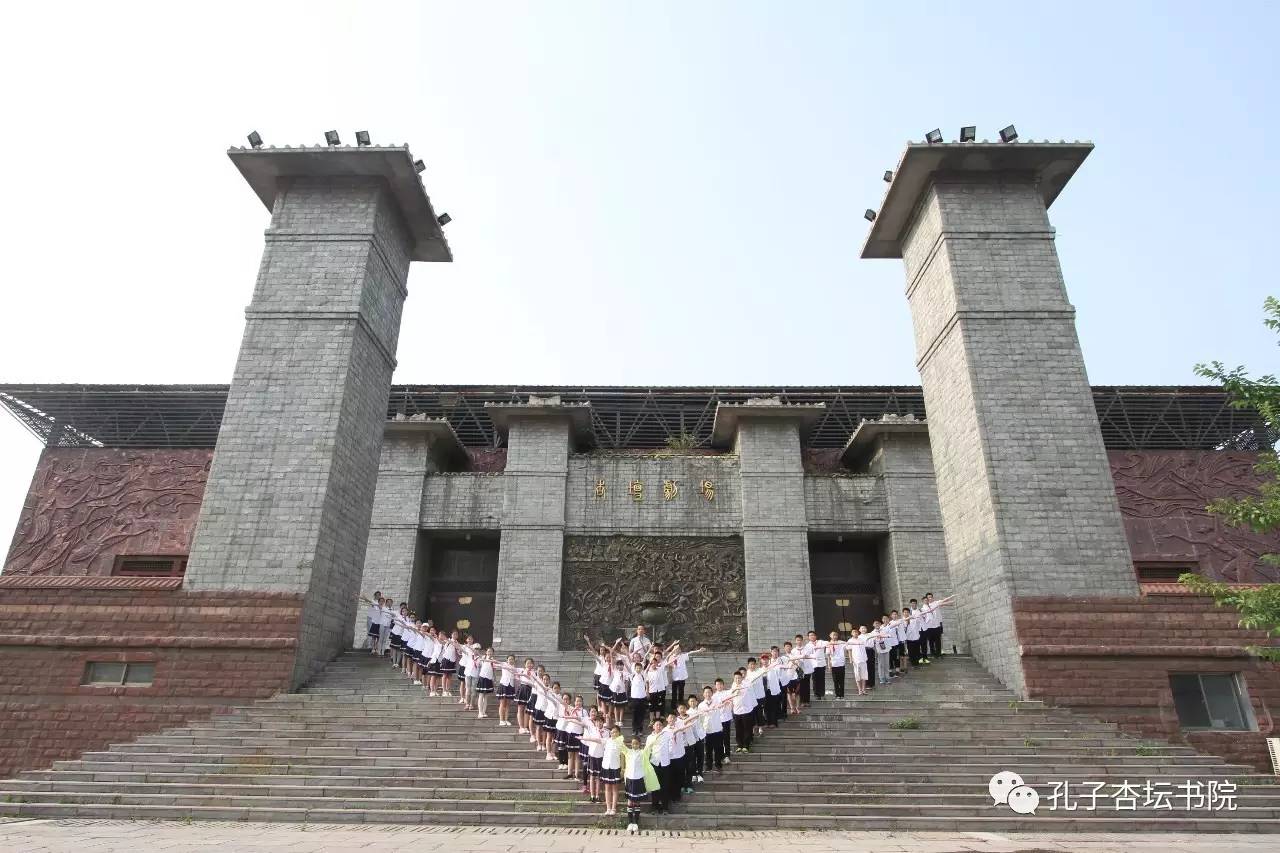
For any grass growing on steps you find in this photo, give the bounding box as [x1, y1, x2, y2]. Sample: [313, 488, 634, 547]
[889, 717, 922, 730]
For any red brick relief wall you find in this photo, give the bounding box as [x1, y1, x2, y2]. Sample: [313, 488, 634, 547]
[4, 448, 211, 576]
[1110, 450, 1279, 582]
[0, 581, 301, 778]
[466, 448, 506, 473]
[1014, 595, 1280, 771]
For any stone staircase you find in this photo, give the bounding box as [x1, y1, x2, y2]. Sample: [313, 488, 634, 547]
[1, 650, 1278, 831]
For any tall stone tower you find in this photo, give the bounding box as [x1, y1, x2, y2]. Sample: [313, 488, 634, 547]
[862, 141, 1137, 694]
[186, 142, 451, 686]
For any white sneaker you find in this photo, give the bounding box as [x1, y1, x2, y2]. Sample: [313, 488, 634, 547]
[412, 680, 422, 686]
[627, 823, 637, 834]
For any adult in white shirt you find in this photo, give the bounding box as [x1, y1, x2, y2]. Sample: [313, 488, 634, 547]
[628, 625, 653, 656]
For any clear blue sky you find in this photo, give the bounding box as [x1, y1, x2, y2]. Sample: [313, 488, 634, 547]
[0, 1, 1277, 532]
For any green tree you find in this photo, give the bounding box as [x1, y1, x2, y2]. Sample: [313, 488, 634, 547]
[1182, 296, 1280, 660]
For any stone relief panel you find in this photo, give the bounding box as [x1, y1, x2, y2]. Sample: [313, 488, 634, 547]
[1110, 450, 1280, 582]
[559, 535, 747, 650]
[4, 448, 211, 576]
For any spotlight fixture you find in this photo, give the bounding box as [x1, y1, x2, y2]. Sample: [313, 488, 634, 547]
[355, 130, 371, 147]
[246, 130, 263, 149]
[324, 130, 341, 146]
[883, 170, 893, 183]
[864, 209, 877, 222]
[925, 128, 943, 145]
[959, 125, 976, 143]
[437, 213, 452, 226]
[999, 124, 1018, 143]
[414, 159, 426, 173]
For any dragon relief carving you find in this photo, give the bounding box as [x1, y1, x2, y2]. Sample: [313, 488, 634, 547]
[1109, 450, 1280, 583]
[559, 535, 747, 650]
[4, 449, 211, 576]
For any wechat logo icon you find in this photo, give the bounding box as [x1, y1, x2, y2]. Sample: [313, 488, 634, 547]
[990, 770, 1039, 816]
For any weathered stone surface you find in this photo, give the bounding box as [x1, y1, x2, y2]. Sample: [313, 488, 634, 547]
[900, 175, 1138, 693]
[186, 175, 415, 687]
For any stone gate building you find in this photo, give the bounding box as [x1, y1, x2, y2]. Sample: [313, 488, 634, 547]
[1, 138, 1277, 776]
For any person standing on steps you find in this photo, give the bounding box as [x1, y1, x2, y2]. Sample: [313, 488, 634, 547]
[608, 651, 629, 728]
[827, 630, 846, 699]
[699, 685, 724, 772]
[903, 605, 923, 667]
[848, 626, 870, 696]
[626, 654, 649, 737]
[795, 634, 814, 706]
[730, 671, 754, 753]
[872, 620, 891, 686]
[365, 592, 382, 651]
[781, 641, 802, 716]
[761, 651, 782, 727]
[618, 733, 659, 834]
[808, 630, 827, 700]
[921, 592, 943, 659]
[629, 624, 653, 657]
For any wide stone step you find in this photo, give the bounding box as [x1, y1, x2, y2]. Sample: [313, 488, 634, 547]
[44, 762, 584, 780]
[0, 790, 597, 813]
[0, 802, 603, 826]
[1, 801, 1276, 833]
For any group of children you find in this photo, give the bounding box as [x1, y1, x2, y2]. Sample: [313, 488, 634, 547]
[359, 590, 952, 833]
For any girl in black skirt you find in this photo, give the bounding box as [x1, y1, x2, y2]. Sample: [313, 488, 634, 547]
[583, 723, 624, 818]
[560, 693, 582, 780]
[515, 660, 535, 735]
[619, 735, 652, 834]
[581, 708, 606, 803]
[474, 648, 495, 719]
[496, 655, 517, 727]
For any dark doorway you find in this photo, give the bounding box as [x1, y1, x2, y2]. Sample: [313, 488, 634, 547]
[809, 538, 882, 638]
[423, 534, 499, 646]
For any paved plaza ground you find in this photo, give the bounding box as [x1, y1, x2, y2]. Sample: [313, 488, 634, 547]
[1, 821, 1278, 853]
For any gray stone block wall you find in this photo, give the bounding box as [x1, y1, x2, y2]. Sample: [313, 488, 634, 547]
[802, 475, 887, 532]
[900, 176, 1137, 694]
[351, 431, 439, 645]
[493, 418, 570, 650]
[736, 419, 815, 646]
[420, 473, 505, 530]
[868, 432, 964, 649]
[186, 177, 414, 687]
